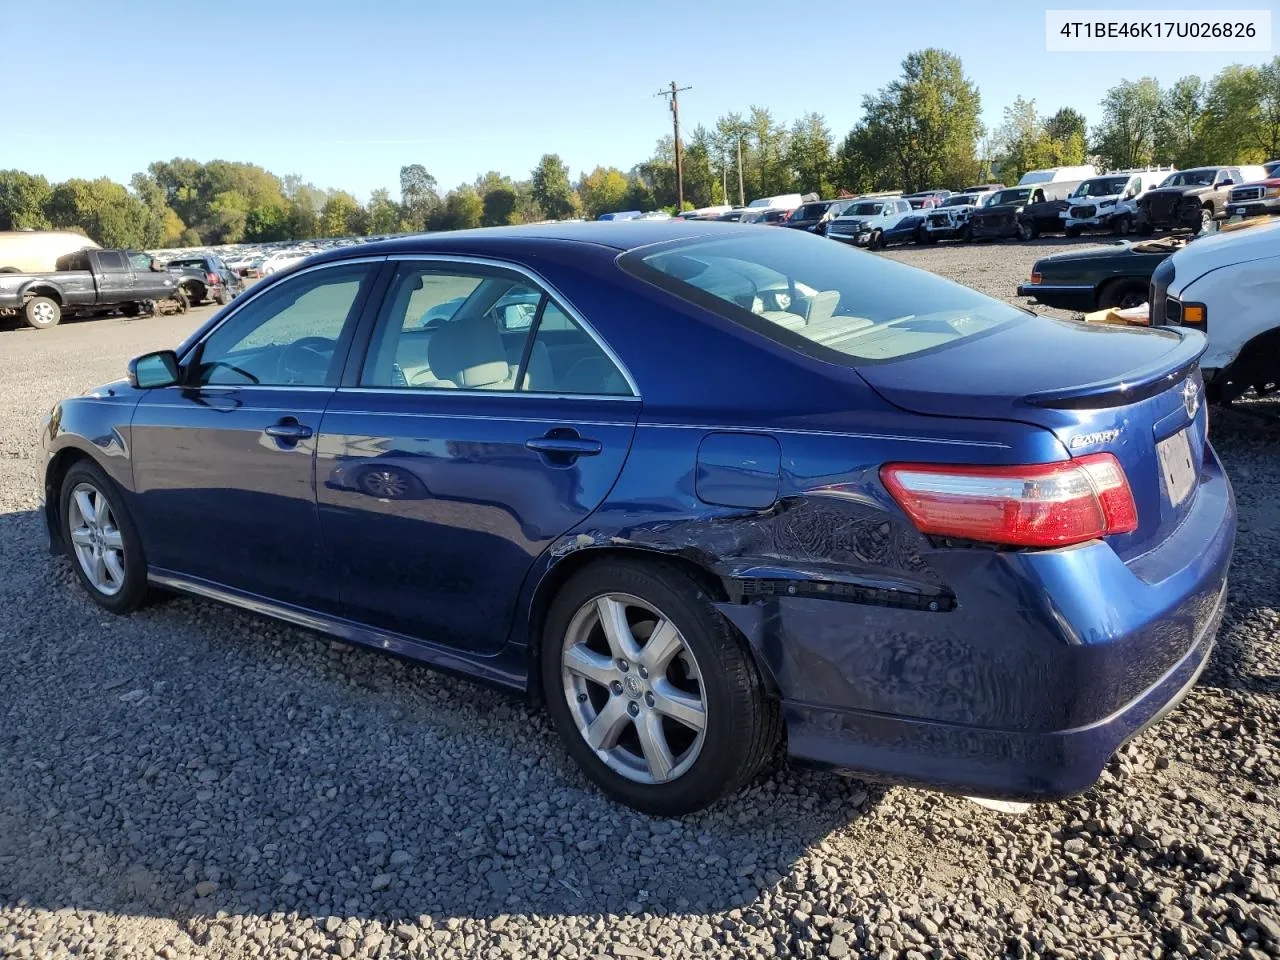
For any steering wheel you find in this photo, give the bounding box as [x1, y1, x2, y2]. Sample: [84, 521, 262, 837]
[276, 336, 335, 385]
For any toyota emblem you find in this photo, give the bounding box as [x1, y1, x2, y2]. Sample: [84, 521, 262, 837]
[1182, 378, 1200, 418]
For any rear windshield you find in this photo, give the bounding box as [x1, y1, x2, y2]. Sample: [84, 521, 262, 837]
[168, 258, 207, 269]
[618, 232, 1024, 363]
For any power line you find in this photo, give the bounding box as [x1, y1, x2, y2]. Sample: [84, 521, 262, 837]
[655, 82, 692, 210]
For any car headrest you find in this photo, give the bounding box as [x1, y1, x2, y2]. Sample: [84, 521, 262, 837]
[427, 317, 510, 388]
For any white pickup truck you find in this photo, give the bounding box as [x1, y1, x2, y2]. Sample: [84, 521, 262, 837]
[1148, 219, 1280, 402]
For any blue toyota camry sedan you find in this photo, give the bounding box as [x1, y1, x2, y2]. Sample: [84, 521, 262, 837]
[39, 222, 1234, 815]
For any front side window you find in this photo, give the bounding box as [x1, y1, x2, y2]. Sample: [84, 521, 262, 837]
[188, 262, 373, 387]
[127, 251, 154, 271]
[620, 232, 1024, 363]
[359, 263, 631, 395]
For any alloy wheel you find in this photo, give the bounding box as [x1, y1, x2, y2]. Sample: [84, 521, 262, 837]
[561, 593, 708, 785]
[66, 482, 126, 596]
[31, 301, 56, 325]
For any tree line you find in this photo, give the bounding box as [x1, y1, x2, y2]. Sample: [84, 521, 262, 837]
[2, 50, 1277, 249]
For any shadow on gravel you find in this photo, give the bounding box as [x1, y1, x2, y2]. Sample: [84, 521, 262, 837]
[0, 509, 883, 935]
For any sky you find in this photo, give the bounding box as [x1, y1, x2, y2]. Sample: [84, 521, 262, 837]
[6, 0, 1277, 201]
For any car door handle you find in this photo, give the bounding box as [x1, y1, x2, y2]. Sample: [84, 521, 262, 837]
[525, 437, 602, 456]
[264, 419, 313, 440]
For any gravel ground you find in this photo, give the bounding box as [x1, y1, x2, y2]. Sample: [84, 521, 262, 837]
[1, 243, 1277, 960]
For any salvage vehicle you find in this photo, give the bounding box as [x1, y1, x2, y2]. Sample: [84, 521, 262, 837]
[0, 230, 99, 274]
[782, 198, 855, 234]
[1226, 176, 1280, 220]
[0, 248, 181, 328]
[1062, 168, 1172, 237]
[1017, 236, 1187, 311]
[921, 190, 998, 242]
[903, 190, 951, 209]
[971, 184, 1073, 241]
[165, 254, 244, 306]
[1149, 219, 1280, 402]
[40, 222, 1233, 815]
[1137, 165, 1269, 235]
[826, 197, 921, 248]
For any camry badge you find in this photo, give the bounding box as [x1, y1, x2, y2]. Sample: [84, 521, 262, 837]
[1182, 379, 1200, 419]
[1069, 429, 1121, 449]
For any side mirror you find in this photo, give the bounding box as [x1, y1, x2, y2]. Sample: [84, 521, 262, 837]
[1220, 179, 1234, 187]
[127, 350, 180, 389]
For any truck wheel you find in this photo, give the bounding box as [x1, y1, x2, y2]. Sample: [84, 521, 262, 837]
[868, 229, 884, 251]
[959, 224, 972, 242]
[215, 287, 230, 306]
[1016, 221, 1035, 241]
[24, 296, 61, 329]
[1098, 279, 1147, 311]
[1195, 207, 1214, 235]
[916, 228, 935, 245]
[1064, 224, 1083, 239]
[175, 290, 190, 314]
[180, 282, 204, 305]
[1112, 216, 1133, 236]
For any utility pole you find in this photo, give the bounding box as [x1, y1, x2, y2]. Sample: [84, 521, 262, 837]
[656, 81, 692, 210]
[736, 136, 745, 206]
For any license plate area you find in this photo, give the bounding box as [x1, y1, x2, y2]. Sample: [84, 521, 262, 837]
[1156, 427, 1197, 506]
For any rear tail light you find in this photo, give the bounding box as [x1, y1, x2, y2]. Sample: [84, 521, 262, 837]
[206, 272, 220, 285]
[881, 453, 1138, 548]
[1030, 271, 1042, 285]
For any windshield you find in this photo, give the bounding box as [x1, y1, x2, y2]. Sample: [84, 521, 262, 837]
[1161, 169, 1216, 187]
[793, 203, 828, 220]
[942, 195, 975, 207]
[1072, 177, 1129, 198]
[620, 232, 1023, 363]
[848, 202, 884, 216]
[988, 189, 1031, 205]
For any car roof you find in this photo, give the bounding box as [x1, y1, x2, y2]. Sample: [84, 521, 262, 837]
[304, 221, 760, 262]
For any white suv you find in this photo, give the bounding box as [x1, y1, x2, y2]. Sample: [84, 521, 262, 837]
[1062, 169, 1170, 237]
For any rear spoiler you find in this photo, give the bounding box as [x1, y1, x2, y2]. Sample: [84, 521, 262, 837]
[1025, 327, 1207, 409]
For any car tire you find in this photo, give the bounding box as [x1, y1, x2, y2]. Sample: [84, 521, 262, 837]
[1112, 216, 1133, 236]
[1098, 279, 1147, 311]
[1016, 221, 1035, 241]
[1064, 225, 1083, 239]
[24, 296, 61, 329]
[1195, 207, 1214, 235]
[59, 460, 150, 614]
[215, 287, 230, 306]
[541, 559, 780, 816]
[868, 229, 884, 251]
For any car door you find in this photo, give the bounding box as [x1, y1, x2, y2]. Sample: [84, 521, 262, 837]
[128, 258, 386, 606]
[315, 257, 640, 654]
[93, 250, 133, 303]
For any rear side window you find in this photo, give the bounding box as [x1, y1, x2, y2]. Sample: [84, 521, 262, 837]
[97, 251, 126, 272]
[620, 232, 1024, 363]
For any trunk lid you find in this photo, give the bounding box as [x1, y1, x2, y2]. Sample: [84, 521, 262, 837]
[857, 317, 1209, 561]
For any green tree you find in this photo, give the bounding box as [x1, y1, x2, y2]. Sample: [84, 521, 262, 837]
[748, 105, 790, 196]
[45, 178, 148, 248]
[129, 172, 174, 248]
[786, 113, 834, 196]
[431, 185, 484, 231]
[578, 166, 631, 218]
[365, 188, 400, 234]
[0, 170, 52, 230]
[1044, 107, 1087, 146]
[714, 112, 752, 206]
[1257, 56, 1280, 160]
[320, 191, 362, 237]
[530, 154, 578, 220]
[854, 49, 983, 192]
[1092, 78, 1162, 170]
[399, 164, 440, 231]
[1156, 75, 1207, 167]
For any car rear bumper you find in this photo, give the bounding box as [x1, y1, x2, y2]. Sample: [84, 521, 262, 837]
[1016, 282, 1096, 312]
[718, 444, 1234, 801]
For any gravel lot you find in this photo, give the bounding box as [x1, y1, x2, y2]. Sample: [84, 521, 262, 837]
[1, 241, 1277, 960]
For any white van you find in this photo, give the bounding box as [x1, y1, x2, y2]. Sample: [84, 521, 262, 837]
[1018, 165, 1098, 186]
[0, 230, 100, 274]
[1062, 167, 1174, 237]
[746, 194, 805, 210]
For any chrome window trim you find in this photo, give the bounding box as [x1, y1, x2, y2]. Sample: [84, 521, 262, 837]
[337, 386, 640, 403]
[382, 253, 641, 398]
[176, 256, 390, 365]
